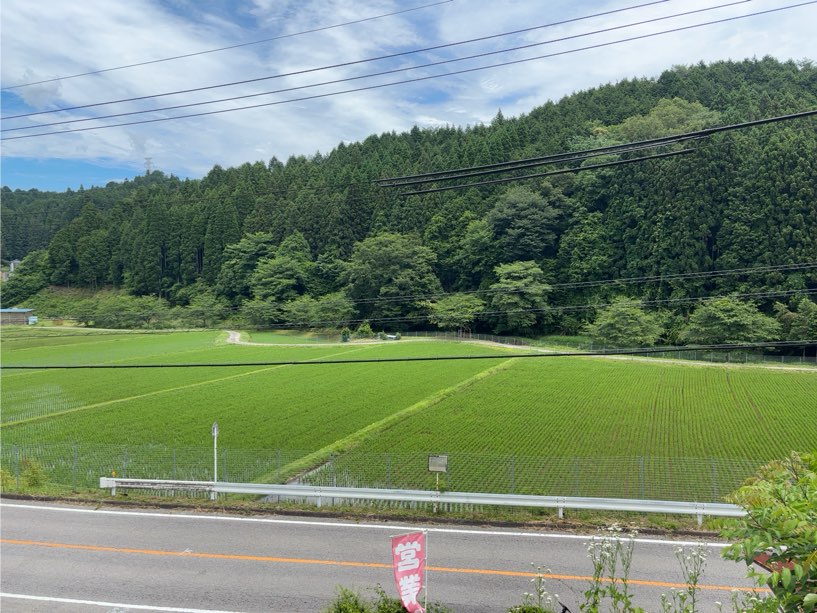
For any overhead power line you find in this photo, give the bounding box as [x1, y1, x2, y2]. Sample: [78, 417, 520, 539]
[400, 148, 697, 195]
[158, 108, 812, 200]
[7, 1, 813, 140]
[3, 340, 814, 369]
[275, 288, 817, 328]
[353, 262, 817, 305]
[2, 0, 675, 119]
[5, 285, 814, 332]
[4, 261, 814, 321]
[379, 140, 701, 188]
[378, 108, 817, 192]
[0, 0, 454, 91]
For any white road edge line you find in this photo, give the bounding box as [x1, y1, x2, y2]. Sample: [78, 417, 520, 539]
[0, 592, 241, 613]
[0, 502, 730, 548]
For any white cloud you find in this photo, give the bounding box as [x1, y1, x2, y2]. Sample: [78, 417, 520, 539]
[1, 0, 816, 189]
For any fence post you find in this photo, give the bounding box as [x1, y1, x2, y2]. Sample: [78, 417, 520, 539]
[711, 460, 718, 500]
[510, 456, 516, 494]
[573, 457, 580, 496]
[639, 456, 645, 499]
[172, 448, 177, 480]
[123, 448, 129, 479]
[14, 445, 20, 491]
[222, 449, 228, 482]
[72, 444, 78, 491]
[386, 454, 392, 488]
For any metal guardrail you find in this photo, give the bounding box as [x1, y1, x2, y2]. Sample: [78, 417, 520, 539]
[99, 478, 745, 525]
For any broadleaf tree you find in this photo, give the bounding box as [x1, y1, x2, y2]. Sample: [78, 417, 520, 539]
[585, 297, 664, 347]
[488, 261, 550, 334]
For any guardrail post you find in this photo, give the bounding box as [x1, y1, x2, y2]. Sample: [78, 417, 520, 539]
[696, 504, 704, 527]
[557, 496, 565, 519]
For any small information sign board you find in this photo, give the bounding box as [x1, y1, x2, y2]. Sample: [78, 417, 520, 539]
[427, 455, 448, 473]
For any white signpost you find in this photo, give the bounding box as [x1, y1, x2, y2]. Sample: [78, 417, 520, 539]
[428, 455, 448, 513]
[211, 421, 219, 500]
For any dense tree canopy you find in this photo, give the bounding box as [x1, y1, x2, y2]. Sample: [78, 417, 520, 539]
[680, 296, 782, 344]
[585, 298, 664, 347]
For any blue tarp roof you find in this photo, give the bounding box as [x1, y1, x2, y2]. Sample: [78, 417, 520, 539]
[0, 308, 33, 312]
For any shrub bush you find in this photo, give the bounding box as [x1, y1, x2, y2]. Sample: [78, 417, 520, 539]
[0, 467, 14, 491]
[21, 458, 46, 488]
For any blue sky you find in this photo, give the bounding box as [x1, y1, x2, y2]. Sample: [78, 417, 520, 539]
[1, 0, 815, 192]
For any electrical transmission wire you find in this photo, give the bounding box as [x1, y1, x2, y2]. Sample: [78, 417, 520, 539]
[4, 262, 812, 323]
[400, 149, 696, 195]
[7, 1, 814, 140]
[2, 0, 675, 119]
[132, 108, 811, 200]
[378, 140, 702, 188]
[268, 288, 817, 328]
[351, 262, 817, 305]
[379, 109, 817, 187]
[0, 0, 455, 91]
[9, 284, 815, 332]
[3, 340, 814, 369]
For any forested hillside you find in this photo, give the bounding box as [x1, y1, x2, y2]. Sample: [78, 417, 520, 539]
[2, 57, 816, 340]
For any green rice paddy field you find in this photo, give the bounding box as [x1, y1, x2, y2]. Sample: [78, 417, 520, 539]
[1, 328, 815, 500]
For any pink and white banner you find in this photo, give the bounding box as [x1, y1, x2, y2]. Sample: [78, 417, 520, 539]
[391, 531, 426, 613]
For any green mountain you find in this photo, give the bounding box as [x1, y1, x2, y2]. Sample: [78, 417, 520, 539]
[2, 57, 816, 337]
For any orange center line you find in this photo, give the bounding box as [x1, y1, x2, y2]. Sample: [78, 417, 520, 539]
[1, 538, 758, 592]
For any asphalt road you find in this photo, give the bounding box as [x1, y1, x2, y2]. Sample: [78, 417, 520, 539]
[0, 501, 763, 612]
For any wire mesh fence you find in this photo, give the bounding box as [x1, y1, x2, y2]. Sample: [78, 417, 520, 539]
[297, 452, 760, 502]
[403, 331, 533, 346]
[0, 442, 761, 503]
[404, 332, 816, 366]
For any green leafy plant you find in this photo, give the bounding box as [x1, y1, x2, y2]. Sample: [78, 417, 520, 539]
[355, 320, 374, 338]
[581, 525, 643, 613]
[716, 591, 780, 613]
[0, 467, 14, 491]
[323, 587, 372, 613]
[659, 545, 707, 612]
[323, 585, 452, 613]
[509, 564, 560, 613]
[22, 458, 46, 488]
[721, 452, 817, 612]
